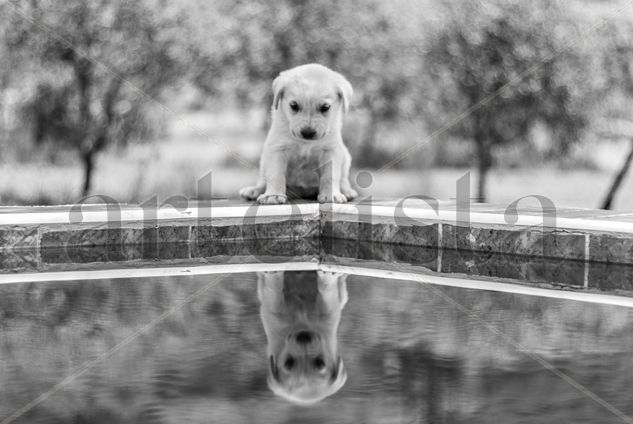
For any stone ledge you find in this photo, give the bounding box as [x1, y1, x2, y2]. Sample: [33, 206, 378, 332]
[0, 200, 633, 264]
[2, 239, 632, 299]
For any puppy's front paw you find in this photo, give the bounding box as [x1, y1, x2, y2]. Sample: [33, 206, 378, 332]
[240, 186, 265, 200]
[318, 192, 347, 203]
[257, 193, 288, 204]
[341, 188, 358, 200]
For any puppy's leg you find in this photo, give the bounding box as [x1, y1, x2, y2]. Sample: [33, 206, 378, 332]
[258, 151, 288, 204]
[257, 271, 285, 313]
[318, 149, 347, 203]
[239, 174, 266, 200]
[317, 271, 349, 313]
[339, 150, 358, 201]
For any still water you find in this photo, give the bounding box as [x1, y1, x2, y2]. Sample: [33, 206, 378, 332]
[0, 269, 632, 423]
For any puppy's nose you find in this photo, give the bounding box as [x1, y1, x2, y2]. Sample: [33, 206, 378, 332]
[300, 127, 317, 140]
[296, 331, 313, 344]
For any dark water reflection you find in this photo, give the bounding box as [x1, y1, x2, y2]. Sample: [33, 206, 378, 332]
[1, 271, 633, 423]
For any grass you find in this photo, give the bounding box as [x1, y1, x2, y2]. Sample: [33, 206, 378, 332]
[1, 110, 632, 211]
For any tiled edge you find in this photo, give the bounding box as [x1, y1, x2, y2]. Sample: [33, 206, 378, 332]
[3, 202, 633, 271]
[324, 209, 630, 263]
[441, 224, 586, 260]
[1, 238, 320, 274]
[588, 232, 633, 264]
[320, 210, 440, 249]
[0, 215, 319, 248]
[587, 261, 633, 293]
[322, 253, 601, 296]
[0, 211, 321, 273]
[0, 226, 39, 249]
[321, 239, 588, 291]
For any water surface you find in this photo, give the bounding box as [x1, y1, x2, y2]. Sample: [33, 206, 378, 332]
[1, 270, 632, 423]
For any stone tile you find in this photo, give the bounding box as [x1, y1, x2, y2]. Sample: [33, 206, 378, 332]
[589, 234, 633, 264]
[321, 221, 359, 240]
[40, 244, 144, 264]
[39, 247, 72, 264]
[41, 246, 106, 264]
[0, 249, 38, 271]
[322, 239, 438, 269]
[442, 225, 585, 260]
[252, 220, 319, 239]
[251, 237, 319, 258]
[157, 225, 190, 243]
[40, 227, 148, 249]
[526, 260, 585, 288]
[123, 244, 144, 261]
[587, 262, 633, 292]
[441, 249, 516, 276]
[40, 230, 68, 248]
[356, 222, 439, 247]
[191, 238, 318, 259]
[440, 249, 585, 288]
[191, 239, 245, 258]
[0, 226, 39, 249]
[362, 242, 438, 268]
[321, 238, 360, 259]
[158, 242, 190, 260]
[191, 225, 241, 244]
[122, 228, 145, 244]
[141, 240, 159, 260]
[192, 220, 318, 245]
[41, 228, 108, 248]
[106, 228, 144, 246]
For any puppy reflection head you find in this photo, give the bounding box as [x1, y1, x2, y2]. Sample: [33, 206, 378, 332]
[258, 270, 348, 405]
[267, 330, 347, 405]
[272, 63, 353, 141]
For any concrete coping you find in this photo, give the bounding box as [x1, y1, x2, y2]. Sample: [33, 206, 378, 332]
[0, 199, 633, 297]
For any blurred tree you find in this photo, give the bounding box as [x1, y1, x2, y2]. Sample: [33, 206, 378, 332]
[4, 0, 189, 196]
[424, 2, 592, 202]
[188, 0, 427, 166]
[598, 21, 633, 210]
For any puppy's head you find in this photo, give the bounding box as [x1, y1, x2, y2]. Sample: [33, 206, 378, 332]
[267, 329, 347, 405]
[272, 63, 353, 141]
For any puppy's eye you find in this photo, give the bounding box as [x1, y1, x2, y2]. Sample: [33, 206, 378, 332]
[314, 357, 326, 370]
[284, 357, 295, 370]
[319, 104, 330, 114]
[289, 102, 300, 113]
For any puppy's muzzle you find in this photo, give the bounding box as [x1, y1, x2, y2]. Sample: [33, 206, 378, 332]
[300, 127, 317, 140]
[295, 330, 314, 344]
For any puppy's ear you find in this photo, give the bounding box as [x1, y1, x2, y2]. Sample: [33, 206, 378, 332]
[335, 75, 353, 114]
[272, 72, 289, 110]
[330, 356, 347, 385]
[269, 355, 280, 382]
[328, 355, 347, 396]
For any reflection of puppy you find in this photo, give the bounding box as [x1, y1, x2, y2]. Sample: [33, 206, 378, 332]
[240, 63, 358, 204]
[257, 270, 348, 405]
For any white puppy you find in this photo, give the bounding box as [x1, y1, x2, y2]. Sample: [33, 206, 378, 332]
[258, 270, 348, 405]
[240, 64, 358, 204]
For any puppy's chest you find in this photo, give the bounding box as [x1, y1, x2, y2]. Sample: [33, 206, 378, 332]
[282, 271, 321, 315]
[285, 145, 322, 186]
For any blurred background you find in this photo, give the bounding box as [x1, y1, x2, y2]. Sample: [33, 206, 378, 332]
[1, 0, 633, 209]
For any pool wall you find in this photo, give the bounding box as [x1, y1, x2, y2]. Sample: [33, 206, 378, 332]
[1, 200, 633, 295]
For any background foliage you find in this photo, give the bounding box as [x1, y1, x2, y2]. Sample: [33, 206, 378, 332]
[1, 0, 633, 208]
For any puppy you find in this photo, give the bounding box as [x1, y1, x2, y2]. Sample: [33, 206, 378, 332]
[257, 270, 348, 405]
[240, 63, 358, 204]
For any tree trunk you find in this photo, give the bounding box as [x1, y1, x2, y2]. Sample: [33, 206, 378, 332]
[601, 138, 633, 210]
[475, 135, 492, 203]
[81, 150, 95, 197]
[358, 109, 380, 168]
